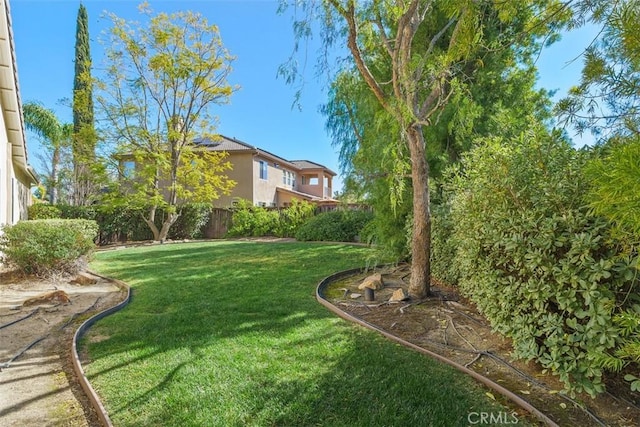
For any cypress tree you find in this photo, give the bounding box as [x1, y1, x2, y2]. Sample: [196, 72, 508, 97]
[72, 2, 95, 205]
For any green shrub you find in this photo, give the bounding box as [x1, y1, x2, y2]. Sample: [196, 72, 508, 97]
[584, 138, 640, 391]
[430, 200, 460, 285]
[57, 204, 97, 220]
[28, 203, 62, 219]
[273, 199, 315, 237]
[167, 203, 213, 239]
[228, 199, 315, 238]
[45, 203, 213, 244]
[595, 306, 640, 391]
[448, 130, 635, 397]
[295, 209, 374, 242]
[0, 219, 99, 276]
[227, 199, 265, 237]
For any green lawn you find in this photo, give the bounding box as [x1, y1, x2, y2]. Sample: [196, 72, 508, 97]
[86, 241, 514, 426]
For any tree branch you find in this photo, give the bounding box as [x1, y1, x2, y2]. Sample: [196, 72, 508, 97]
[330, 0, 389, 109]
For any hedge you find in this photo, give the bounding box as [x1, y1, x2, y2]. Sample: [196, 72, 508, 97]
[227, 199, 315, 238]
[28, 203, 213, 244]
[447, 131, 635, 397]
[0, 219, 98, 276]
[295, 209, 374, 242]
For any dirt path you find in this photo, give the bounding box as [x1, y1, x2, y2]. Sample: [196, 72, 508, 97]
[0, 271, 126, 426]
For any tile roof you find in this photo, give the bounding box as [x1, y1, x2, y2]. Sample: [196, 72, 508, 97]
[194, 135, 255, 152]
[290, 160, 336, 176]
[195, 135, 336, 175]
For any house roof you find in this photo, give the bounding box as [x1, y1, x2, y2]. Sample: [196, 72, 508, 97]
[195, 135, 336, 176]
[290, 160, 336, 176]
[276, 186, 339, 204]
[194, 135, 255, 152]
[0, 0, 37, 185]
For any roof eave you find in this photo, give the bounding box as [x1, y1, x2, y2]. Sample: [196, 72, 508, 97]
[2, 0, 36, 185]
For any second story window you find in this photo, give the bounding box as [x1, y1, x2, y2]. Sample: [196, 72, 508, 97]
[259, 160, 267, 180]
[122, 160, 135, 178]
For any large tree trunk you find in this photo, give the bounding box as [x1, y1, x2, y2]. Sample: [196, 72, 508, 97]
[50, 146, 60, 205]
[158, 213, 179, 242]
[406, 124, 431, 299]
[72, 161, 93, 206]
[142, 206, 161, 241]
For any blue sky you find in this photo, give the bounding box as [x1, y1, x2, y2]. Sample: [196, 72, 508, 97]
[10, 0, 598, 191]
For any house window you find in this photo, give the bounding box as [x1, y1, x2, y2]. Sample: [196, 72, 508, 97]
[283, 171, 287, 185]
[287, 172, 292, 186]
[122, 160, 135, 178]
[309, 177, 319, 185]
[259, 160, 267, 180]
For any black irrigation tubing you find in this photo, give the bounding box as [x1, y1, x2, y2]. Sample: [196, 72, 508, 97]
[0, 296, 105, 371]
[58, 296, 104, 331]
[605, 390, 640, 414]
[0, 307, 40, 330]
[416, 335, 607, 427]
[71, 272, 131, 427]
[0, 335, 49, 370]
[317, 266, 560, 427]
[336, 274, 609, 426]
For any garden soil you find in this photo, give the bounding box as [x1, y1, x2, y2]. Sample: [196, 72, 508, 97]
[0, 269, 126, 427]
[325, 264, 640, 427]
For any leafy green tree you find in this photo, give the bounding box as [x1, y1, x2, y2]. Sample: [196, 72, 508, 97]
[584, 138, 640, 390]
[296, 0, 563, 297]
[23, 102, 73, 204]
[557, 1, 640, 391]
[72, 3, 98, 206]
[586, 138, 640, 243]
[558, 0, 640, 139]
[325, 44, 555, 257]
[97, 4, 237, 241]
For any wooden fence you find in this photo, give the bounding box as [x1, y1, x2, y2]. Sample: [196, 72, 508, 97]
[203, 208, 233, 239]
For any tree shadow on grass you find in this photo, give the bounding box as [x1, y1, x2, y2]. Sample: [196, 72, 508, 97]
[85, 242, 505, 426]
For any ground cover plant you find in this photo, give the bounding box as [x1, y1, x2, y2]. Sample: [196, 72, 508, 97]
[86, 241, 513, 426]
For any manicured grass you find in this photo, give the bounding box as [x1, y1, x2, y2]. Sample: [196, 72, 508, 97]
[87, 241, 513, 426]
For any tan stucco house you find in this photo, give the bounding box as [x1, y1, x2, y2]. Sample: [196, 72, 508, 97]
[195, 135, 339, 209]
[0, 0, 37, 229]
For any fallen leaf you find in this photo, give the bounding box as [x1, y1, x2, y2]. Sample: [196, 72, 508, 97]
[486, 392, 496, 400]
[560, 403, 567, 409]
